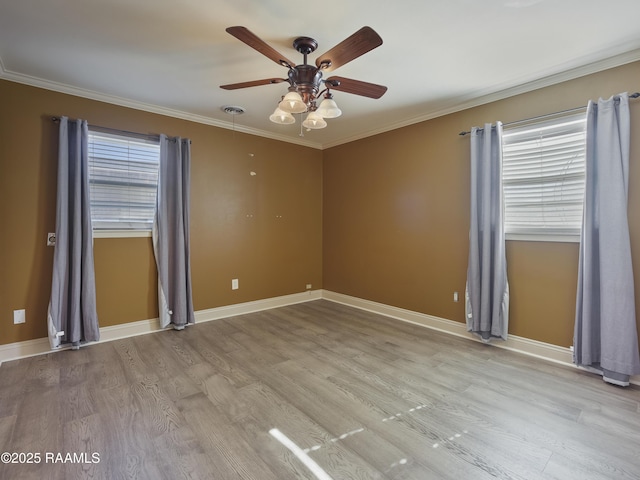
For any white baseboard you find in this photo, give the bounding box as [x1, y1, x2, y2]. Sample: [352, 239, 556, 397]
[0, 290, 322, 365]
[2, 288, 638, 386]
[321, 290, 640, 386]
[195, 290, 322, 322]
[0, 337, 53, 364]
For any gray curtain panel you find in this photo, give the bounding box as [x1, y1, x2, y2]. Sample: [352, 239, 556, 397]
[47, 117, 100, 349]
[153, 135, 195, 329]
[465, 122, 510, 342]
[574, 93, 640, 386]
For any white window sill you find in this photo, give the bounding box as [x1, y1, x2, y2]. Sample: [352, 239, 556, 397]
[93, 230, 152, 239]
[506, 233, 580, 243]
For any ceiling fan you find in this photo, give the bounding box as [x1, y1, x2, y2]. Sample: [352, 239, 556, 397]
[220, 26, 387, 130]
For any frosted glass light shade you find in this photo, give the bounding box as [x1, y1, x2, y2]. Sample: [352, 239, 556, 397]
[269, 108, 295, 124]
[316, 98, 342, 118]
[302, 111, 327, 129]
[278, 91, 307, 113]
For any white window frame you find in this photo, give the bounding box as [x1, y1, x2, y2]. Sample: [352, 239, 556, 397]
[87, 129, 160, 238]
[502, 111, 587, 243]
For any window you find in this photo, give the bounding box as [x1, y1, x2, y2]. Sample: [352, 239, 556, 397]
[502, 111, 587, 241]
[88, 130, 160, 235]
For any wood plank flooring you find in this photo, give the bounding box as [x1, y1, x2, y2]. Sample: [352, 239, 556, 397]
[1, 299, 639, 479]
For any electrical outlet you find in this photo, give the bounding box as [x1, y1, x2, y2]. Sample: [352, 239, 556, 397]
[306, 284, 312, 290]
[232, 279, 239, 290]
[13, 309, 26, 324]
[453, 291, 459, 303]
[47, 232, 56, 246]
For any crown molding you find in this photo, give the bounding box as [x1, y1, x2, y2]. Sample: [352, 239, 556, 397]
[322, 48, 640, 149]
[0, 64, 323, 150]
[2, 48, 639, 151]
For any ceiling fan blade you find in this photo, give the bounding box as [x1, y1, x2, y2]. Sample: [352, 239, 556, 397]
[315, 27, 383, 72]
[326, 76, 387, 99]
[220, 78, 288, 90]
[226, 26, 296, 68]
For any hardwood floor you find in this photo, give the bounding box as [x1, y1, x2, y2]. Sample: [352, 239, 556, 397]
[1, 299, 639, 479]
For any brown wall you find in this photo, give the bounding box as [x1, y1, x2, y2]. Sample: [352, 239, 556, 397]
[0, 80, 323, 345]
[2, 60, 639, 350]
[323, 61, 640, 348]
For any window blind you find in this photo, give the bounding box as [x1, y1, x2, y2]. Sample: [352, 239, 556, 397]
[502, 112, 586, 239]
[88, 130, 160, 230]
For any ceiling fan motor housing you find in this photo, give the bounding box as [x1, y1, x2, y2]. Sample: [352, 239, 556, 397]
[288, 64, 323, 106]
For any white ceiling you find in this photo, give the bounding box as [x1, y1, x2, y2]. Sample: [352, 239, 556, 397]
[1, 0, 639, 149]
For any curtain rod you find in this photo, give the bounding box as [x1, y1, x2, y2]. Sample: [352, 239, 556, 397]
[50, 116, 190, 143]
[458, 91, 640, 136]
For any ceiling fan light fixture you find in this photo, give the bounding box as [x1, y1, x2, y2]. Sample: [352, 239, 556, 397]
[302, 111, 327, 130]
[269, 107, 295, 124]
[316, 97, 342, 118]
[278, 91, 307, 113]
[222, 26, 387, 133]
